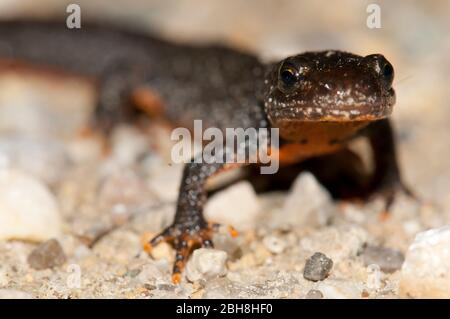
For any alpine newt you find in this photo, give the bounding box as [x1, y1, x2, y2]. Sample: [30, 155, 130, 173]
[0, 20, 413, 283]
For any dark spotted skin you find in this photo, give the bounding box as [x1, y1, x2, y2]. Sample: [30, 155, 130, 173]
[0, 20, 412, 283]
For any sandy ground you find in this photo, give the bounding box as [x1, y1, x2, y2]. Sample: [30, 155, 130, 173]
[0, 0, 449, 299]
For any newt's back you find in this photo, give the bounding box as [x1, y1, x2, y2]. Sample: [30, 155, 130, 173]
[0, 20, 267, 130]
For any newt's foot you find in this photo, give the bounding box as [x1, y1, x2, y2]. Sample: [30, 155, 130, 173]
[144, 221, 237, 284]
[374, 181, 421, 215]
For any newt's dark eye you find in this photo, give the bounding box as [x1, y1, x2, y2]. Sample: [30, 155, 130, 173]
[364, 54, 395, 89]
[381, 61, 394, 88]
[281, 68, 297, 86]
[278, 65, 299, 92]
[382, 62, 393, 78]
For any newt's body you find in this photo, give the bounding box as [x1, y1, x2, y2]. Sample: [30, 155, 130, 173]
[0, 20, 411, 283]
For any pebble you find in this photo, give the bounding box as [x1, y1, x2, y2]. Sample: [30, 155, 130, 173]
[149, 242, 174, 262]
[0, 169, 62, 241]
[316, 280, 362, 299]
[278, 172, 334, 228]
[186, 248, 228, 282]
[400, 225, 450, 298]
[305, 289, 324, 299]
[361, 245, 404, 273]
[303, 252, 333, 282]
[28, 239, 67, 270]
[262, 235, 286, 254]
[135, 261, 167, 285]
[205, 181, 260, 231]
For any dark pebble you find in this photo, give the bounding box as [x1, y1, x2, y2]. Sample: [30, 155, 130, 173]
[28, 239, 67, 270]
[361, 245, 404, 273]
[303, 252, 333, 282]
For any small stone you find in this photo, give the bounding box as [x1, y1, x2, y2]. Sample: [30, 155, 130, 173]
[0, 169, 62, 241]
[303, 252, 333, 282]
[305, 289, 323, 299]
[400, 225, 450, 298]
[149, 242, 174, 262]
[262, 235, 286, 254]
[144, 283, 157, 291]
[277, 172, 334, 228]
[205, 181, 260, 231]
[135, 262, 166, 284]
[316, 279, 362, 299]
[361, 245, 404, 273]
[186, 248, 228, 282]
[361, 290, 370, 298]
[28, 239, 67, 270]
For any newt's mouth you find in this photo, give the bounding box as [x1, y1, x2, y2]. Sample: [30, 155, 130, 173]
[266, 87, 395, 123]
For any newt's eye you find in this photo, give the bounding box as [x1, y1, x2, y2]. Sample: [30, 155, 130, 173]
[381, 61, 394, 88]
[281, 68, 297, 86]
[364, 54, 394, 89]
[278, 65, 299, 92]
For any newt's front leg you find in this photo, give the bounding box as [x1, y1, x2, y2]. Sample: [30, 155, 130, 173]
[365, 118, 416, 210]
[146, 158, 241, 284]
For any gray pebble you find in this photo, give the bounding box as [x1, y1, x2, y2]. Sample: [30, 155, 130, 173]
[305, 289, 324, 299]
[27, 239, 67, 270]
[361, 245, 404, 273]
[303, 252, 333, 282]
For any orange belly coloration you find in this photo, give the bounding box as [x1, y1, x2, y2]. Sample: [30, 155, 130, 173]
[276, 120, 371, 164]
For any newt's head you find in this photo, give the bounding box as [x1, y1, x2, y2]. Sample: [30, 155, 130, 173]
[264, 51, 396, 126]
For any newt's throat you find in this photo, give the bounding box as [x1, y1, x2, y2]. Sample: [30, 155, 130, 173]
[276, 119, 371, 144]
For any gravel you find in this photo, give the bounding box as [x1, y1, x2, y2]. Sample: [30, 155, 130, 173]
[400, 226, 450, 298]
[277, 172, 334, 228]
[361, 245, 405, 273]
[305, 289, 324, 299]
[205, 181, 261, 231]
[303, 252, 333, 282]
[0, 169, 62, 241]
[27, 239, 67, 270]
[262, 235, 287, 254]
[185, 249, 228, 282]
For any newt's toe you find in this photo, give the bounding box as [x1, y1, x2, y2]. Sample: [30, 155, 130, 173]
[379, 210, 391, 222]
[172, 273, 182, 285]
[143, 242, 153, 253]
[228, 225, 239, 238]
[146, 222, 222, 284]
